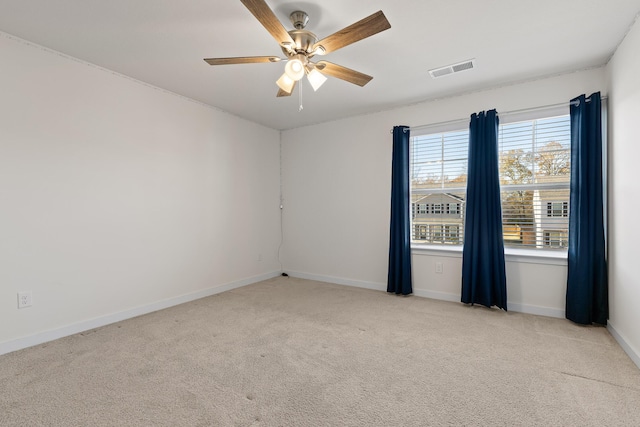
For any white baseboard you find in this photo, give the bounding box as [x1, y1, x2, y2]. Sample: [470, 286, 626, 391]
[286, 271, 386, 292]
[412, 289, 460, 302]
[607, 321, 640, 370]
[0, 271, 281, 356]
[507, 302, 564, 318]
[287, 271, 564, 318]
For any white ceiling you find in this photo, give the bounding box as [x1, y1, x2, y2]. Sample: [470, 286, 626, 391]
[1, 1, 639, 130]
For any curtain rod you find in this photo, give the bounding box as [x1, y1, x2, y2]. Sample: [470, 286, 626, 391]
[390, 96, 608, 134]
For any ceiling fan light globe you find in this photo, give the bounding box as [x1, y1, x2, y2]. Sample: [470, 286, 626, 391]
[307, 68, 327, 91]
[284, 58, 305, 81]
[276, 73, 295, 93]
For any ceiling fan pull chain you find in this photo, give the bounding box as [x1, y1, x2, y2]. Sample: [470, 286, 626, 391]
[298, 82, 303, 112]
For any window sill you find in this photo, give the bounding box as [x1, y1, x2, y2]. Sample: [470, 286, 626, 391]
[411, 244, 463, 258]
[411, 244, 567, 266]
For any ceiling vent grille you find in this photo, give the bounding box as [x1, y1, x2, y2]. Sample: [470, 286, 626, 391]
[429, 59, 475, 78]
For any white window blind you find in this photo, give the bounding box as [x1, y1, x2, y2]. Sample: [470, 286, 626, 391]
[409, 113, 571, 250]
[410, 130, 468, 244]
[499, 115, 570, 249]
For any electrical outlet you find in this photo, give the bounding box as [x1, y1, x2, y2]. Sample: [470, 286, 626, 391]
[18, 291, 33, 309]
[435, 262, 444, 274]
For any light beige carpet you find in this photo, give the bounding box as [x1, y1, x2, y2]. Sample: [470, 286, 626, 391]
[1, 276, 639, 426]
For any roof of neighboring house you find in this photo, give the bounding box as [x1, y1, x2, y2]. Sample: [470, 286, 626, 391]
[412, 193, 465, 204]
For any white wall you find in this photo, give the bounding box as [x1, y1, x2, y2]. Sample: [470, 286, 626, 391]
[606, 17, 640, 367]
[281, 68, 606, 317]
[0, 33, 281, 353]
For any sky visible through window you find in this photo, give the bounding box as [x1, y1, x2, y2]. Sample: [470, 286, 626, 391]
[410, 130, 468, 189]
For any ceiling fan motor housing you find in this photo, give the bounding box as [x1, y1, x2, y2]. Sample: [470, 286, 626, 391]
[283, 29, 318, 57]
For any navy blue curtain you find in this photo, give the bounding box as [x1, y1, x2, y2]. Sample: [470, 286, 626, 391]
[461, 110, 507, 310]
[566, 93, 608, 325]
[387, 126, 413, 295]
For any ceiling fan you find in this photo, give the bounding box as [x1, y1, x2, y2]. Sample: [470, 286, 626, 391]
[204, 0, 391, 97]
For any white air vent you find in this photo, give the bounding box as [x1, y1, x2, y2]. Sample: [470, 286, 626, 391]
[429, 59, 475, 79]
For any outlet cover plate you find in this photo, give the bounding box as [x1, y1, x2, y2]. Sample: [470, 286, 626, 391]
[18, 291, 32, 309]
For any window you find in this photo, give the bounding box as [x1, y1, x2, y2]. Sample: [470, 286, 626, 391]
[432, 225, 443, 242]
[410, 128, 468, 244]
[445, 225, 461, 243]
[410, 113, 571, 250]
[416, 225, 428, 240]
[499, 116, 571, 249]
[447, 203, 461, 215]
[544, 230, 568, 247]
[547, 201, 568, 217]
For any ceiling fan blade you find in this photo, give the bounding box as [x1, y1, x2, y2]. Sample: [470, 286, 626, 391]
[240, 0, 295, 46]
[315, 61, 373, 87]
[313, 10, 391, 55]
[204, 56, 281, 65]
[276, 81, 297, 97]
